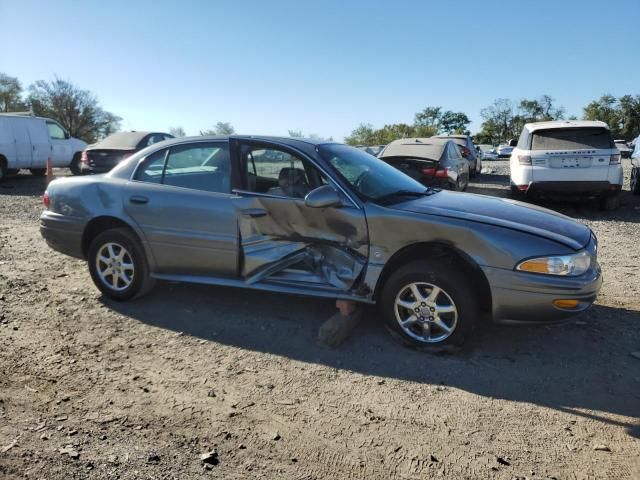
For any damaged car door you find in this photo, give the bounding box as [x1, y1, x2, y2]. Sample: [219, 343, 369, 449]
[231, 139, 369, 294]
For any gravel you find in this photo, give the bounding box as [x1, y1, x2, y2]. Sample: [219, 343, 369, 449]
[1, 162, 639, 479]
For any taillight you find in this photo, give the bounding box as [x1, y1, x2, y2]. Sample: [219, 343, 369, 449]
[422, 167, 436, 176]
[518, 155, 532, 165]
[43, 191, 50, 209]
[517, 185, 529, 191]
[609, 154, 620, 164]
[80, 151, 89, 165]
[422, 167, 448, 178]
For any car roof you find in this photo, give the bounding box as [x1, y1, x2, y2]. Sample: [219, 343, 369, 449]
[91, 131, 167, 149]
[434, 134, 469, 140]
[379, 138, 450, 159]
[145, 134, 336, 148]
[524, 120, 609, 132]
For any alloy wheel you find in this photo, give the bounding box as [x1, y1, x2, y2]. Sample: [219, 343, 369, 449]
[394, 282, 458, 343]
[95, 242, 135, 291]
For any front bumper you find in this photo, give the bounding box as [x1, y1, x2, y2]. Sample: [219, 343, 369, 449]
[40, 211, 86, 259]
[482, 263, 602, 322]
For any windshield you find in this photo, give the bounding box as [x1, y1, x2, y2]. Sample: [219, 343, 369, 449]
[318, 144, 428, 201]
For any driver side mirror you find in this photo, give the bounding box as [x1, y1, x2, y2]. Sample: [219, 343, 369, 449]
[64, 131, 70, 139]
[304, 185, 342, 208]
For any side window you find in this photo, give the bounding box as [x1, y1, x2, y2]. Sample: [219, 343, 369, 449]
[144, 134, 166, 147]
[517, 129, 529, 149]
[134, 142, 231, 194]
[242, 146, 324, 198]
[47, 122, 66, 140]
[135, 149, 167, 184]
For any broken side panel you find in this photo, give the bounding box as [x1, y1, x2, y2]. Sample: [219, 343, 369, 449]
[233, 195, 369, 292]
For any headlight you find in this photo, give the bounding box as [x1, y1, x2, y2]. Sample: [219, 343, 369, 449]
[516, 250, 592, 276]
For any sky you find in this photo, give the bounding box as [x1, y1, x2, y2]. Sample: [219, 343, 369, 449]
[1, 0, 639, 141]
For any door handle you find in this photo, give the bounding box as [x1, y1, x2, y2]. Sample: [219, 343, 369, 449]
[129, 195, 149, 205]
[241, 208, 267, 218]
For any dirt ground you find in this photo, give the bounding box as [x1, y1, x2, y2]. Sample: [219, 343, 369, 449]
[1, 160, 639, 480]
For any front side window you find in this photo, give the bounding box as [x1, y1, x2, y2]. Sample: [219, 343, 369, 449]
[135, 142, 230, 193]
[143, 134, 167, 148]
[531, 128, 613, 150]
[47, 122, 66, 140]
[242, 146, 325, 198]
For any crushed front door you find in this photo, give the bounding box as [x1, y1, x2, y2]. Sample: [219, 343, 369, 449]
[231, 139, 369, 294]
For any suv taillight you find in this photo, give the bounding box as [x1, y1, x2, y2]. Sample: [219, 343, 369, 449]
[80, 151, 89, 165]
[609, 153, 621, 164]
[43, 191, 50, 209]
[518, 155, 532, 165]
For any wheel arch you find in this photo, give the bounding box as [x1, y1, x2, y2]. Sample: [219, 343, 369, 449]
[373, 241, 492, 315]
[82, 216, 142, 259]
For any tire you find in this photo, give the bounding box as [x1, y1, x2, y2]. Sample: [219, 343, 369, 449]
[30, 168, 46, 177]
[87, 227, 154, 301]
[631, 167, 640, 195]
[600, 194, 620, 211]
[380, 259, 478, 349]
[69, 152, 82, 176]
[0, 159, 6, 182]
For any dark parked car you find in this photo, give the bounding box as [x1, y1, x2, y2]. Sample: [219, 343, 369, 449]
[378, 138, 469, 191]
[41, 136, 601, 348]
[433, 134, 481, 176]
[614, 139, 632, 159]
[81, 131, 174, 174]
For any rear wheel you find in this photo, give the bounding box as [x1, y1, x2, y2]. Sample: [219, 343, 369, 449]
[380, 260, 478, 349]
[69, 152, 82, 176]
[600, 194, 620, 211]
[87, 228, 154, 301]
[0, 159, 6, 182]
[631, 167, 640, 195]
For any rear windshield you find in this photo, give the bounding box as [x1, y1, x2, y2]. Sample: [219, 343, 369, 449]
[531, 128, 613, 150]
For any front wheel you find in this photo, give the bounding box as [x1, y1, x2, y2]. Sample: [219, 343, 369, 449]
[380, 260, 478, 348]
[631, 167, 640, 195]
[88, 228, 154, 301]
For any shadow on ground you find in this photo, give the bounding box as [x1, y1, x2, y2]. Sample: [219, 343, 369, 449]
[104, 281, 640, 439]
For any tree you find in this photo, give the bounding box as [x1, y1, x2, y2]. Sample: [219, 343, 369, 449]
[169, 126, 186, 137]
[439, 110, 470, 134]
[583, 94, 621, 137]
[414, 106, 442, 130]
[27, 77, 121, 143]
[0, 73, 27, 112]
[615, 95, 640, 140]
[288, 129, 303, 137]
[344, 123, 376, 145]
[200, 121, 235, 136]
[479, 98, 516, 144]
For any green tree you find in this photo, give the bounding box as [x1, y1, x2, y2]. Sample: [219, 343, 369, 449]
[617, 95, 640, 140]
[439, 110, 470, 134]
[479, 98, 516, 144]
[169, 126, 186, 137]
[28, 77, 121, 143]
[344, 123, 376, 145]
[288, 129, 303, 137]
[583, 94, 621, 137]
[414, 106, 442, 130]
[0, 73, 26, 112]
[201, 122, 235, 136]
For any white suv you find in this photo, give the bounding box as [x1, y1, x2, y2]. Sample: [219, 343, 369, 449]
[509, 121, 623, 209]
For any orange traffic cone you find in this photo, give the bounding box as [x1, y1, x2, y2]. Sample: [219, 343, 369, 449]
[46, 157, 53, 185]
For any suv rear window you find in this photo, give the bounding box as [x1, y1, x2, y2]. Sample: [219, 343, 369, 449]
[531, 128, 613, 150]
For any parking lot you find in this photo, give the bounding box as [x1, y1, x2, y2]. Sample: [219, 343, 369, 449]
[1, 160, 639, 479]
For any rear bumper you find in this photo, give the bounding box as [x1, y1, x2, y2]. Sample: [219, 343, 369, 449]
[520, 181, 620, 199]
[40, 211, 86, 259]
[482, 264, 602, 322]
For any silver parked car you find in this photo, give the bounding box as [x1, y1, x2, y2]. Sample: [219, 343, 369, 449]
[40, 136, 602, 347]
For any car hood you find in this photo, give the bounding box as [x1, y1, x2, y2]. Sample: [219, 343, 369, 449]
[390, 191, 591, 250]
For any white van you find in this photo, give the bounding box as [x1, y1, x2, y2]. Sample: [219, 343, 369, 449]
[509, 120, 623, 209]
[0, 113, 87, 180]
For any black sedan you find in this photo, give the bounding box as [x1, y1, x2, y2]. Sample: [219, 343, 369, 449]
[378, 138, 469, 191]
[81, 131, 174, 174]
